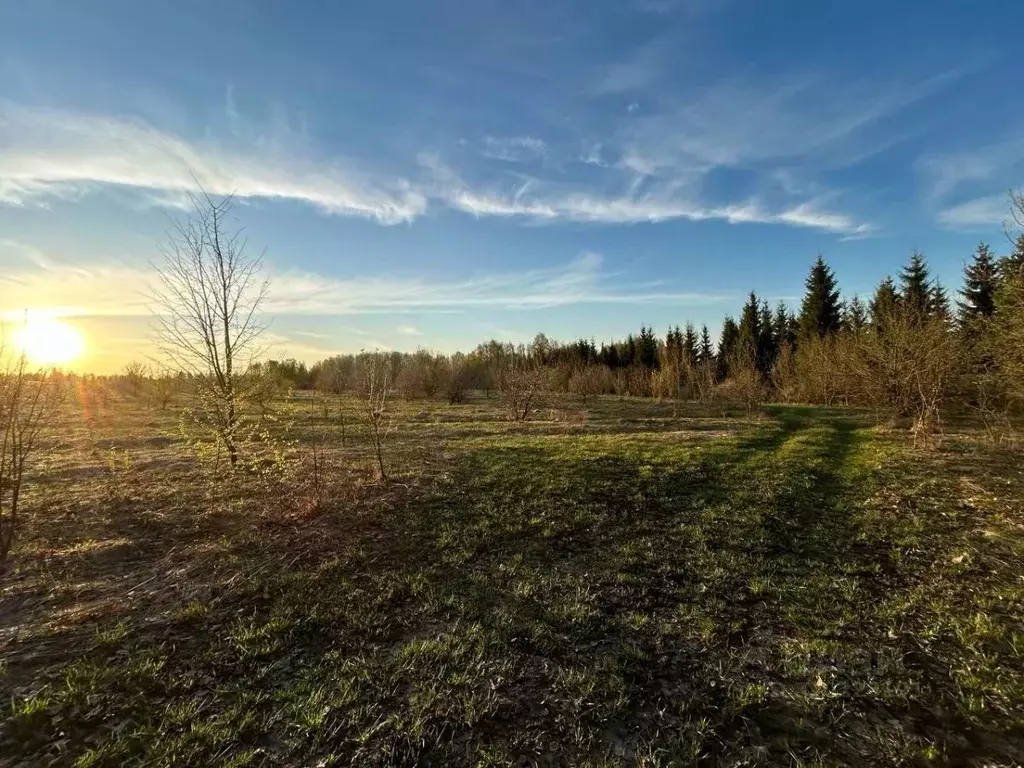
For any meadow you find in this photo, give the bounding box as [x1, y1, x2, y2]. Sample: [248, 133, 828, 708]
[1, 393, 1022, 766]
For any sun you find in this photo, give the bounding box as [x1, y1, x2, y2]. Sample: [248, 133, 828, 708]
[15, 317, 86, 366]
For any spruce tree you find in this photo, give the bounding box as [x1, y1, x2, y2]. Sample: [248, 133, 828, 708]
[899, 251, 932, 317]
[869, 276, 899, 332]
[773, 302, 795, 350]
[682, 323, 698, 367]
[601, 342, 620, 369]
[638, 326, 659, 369]
[930, 281, 951, 321]
[698, 325, 714, 364]
[1004, 234, 1024, 278]
[624, 334, 637, 367]
[797, 255, 842, 339]
[737, 292, 761, 357]
[665, 326, 680, 359]
[757, 300, 776, 375]
[717, 316, 739, 380]
[843, 295, 868, 333]
[958, 242, 999, 323]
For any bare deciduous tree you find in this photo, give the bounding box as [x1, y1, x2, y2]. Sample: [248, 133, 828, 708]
[848, 308, 958, 441]
[496, 352, 546, 421]
[0, 355, 60, 567]
[151, 192, 269, 468]
[149, 370, 181, 410]
[121, 361, 151, 404]
[364, 351, 393, 481]
[718, 348, 765, 414]
[568, 364, 611, 404]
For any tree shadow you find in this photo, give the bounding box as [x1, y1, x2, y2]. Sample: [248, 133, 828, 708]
[4, 406, 1020, 766]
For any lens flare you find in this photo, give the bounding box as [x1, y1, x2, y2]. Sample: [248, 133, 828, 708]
[15, 318, 86, 366]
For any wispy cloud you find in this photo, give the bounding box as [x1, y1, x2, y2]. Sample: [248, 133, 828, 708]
[918, 137, 1024, 201]
[265, 250, 730, 312]
[0, 245, 731, 318]
[936, 194, 1010, 229]
[612, 71, 957, 177]
[479, 135, 547, 163]
[396, 324, 423, 336]
[0, 103, 427, 224]
[0, 91, 881, 236]
[633, 0, 729, 15]
[435, 170, 871, 234]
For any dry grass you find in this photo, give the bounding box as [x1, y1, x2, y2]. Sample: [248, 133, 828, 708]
[1, 393, 1022, 766]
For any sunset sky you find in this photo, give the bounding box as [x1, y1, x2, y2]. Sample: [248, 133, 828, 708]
[1, 0, 1022, 372]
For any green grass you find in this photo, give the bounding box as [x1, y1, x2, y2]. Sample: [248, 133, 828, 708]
[1, 395, 1023, 766]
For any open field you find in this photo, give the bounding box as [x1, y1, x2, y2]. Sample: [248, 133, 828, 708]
[2, 395, 1023, 766]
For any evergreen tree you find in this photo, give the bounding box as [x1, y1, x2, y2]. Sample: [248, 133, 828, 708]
[737, 292, 761, 357]
[664, 326, 680, 361]
[624, 334, 637, 367]
[682, 323, 698, 367]
[869, 276, 900, 332]
[698, 325, 714, 364]
[930, 281, 951, 321]
[899, 251, 932, 317]
[773, 302, 796, 350]
[638, 326, 659, 369]
[757, 300, 776, 375]
[797, 255, 842, 339]
[958, 243, 999, 324]
[1004, 234, 1024, 278]
[600, 342, 621, 369]
[717, 316, 740, 380]
[843, 294, 868, 333]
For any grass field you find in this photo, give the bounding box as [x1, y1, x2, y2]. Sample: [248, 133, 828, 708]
[2, 394, 1023, 766]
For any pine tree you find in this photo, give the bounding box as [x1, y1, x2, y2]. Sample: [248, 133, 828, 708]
[773, 302, 795, 350]
[1004, 234, 1024, 279]
[958, 243, 999, 324]
[638, 326, 659, 369]
[899, 251, 932, 317]
[600, 342, 621, 369]
[869, 276, 900, 332]
[624, 334, 637, 367]
[698, 325, 714, 364]
[843, 294, 868, 332]
[930, 281, 951, 321]
[717, 316, 739, 380]
[797, 255, 842, 339]
[737, 292, 761, 358]
[665, 326, 680, 359]
[757, 300, 776, 375]
[682, 323, 698, 367]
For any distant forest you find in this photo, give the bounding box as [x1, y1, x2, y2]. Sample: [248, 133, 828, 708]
[93, 193, 1024, 443]
[239, 222, 1022, 435]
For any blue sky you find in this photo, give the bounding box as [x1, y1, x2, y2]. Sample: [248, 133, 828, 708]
[1, 0, 1022, 371]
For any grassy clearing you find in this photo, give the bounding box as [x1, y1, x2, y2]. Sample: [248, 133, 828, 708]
[1, 395, 1023, 766]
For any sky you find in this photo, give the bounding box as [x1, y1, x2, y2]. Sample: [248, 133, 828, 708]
[1, 0, 1023, 373]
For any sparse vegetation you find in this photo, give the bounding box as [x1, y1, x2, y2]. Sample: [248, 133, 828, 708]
[6, 194, 1024, 766]
[2, 395, 1023, 765]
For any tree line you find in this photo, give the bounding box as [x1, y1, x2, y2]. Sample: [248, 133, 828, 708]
[100, 190, 1024, 453]
[257, 216, 1017, 438]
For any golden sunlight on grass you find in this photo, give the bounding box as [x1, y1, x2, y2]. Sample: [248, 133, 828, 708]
[15, 317, 87, 366]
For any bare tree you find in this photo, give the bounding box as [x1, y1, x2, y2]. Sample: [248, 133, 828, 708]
[496, 351, 547, 421]
[364, 351, 393, 481]
[718, 348, 765, 415]
[0, 355, 60, 568]
[151, 192, 269, 468]
[121, 361, 151, 404]
[847, 307, 958, 441]
[569, 364, 611, 404]
[149, 370, 181, 410]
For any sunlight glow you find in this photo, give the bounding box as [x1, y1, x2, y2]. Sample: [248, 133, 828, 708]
[15, 317, 86, 366]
